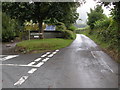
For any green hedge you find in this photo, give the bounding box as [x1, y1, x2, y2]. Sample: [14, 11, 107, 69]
[61, 30, 76, 39]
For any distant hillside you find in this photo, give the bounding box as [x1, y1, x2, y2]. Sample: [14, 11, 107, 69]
[74, 23, 87, 28]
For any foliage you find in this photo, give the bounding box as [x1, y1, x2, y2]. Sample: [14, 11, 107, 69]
[68, 24, 77, 31]
[55, 22, 67, 31]
[87, 5, 106, 29]
[112, 2, 120, 24]
[2, 2, 81, 38]
[2, 13, 18, 42]
[46, 2, 80, 28]
[101, 2, 120, 25]
[94, 17, 111, 29]
[61, 30, 76, 39]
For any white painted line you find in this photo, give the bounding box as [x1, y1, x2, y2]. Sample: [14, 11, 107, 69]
[46, 52, 51, 55]
[14, 76, 28, 86]
[28, 62, 36, 66]
[55, 50, 59, 52]
[41, 54, 47, 58]
[101, 59, 114, 73]
[28, 68, 37, 74]
[91, 51, 97, 59]
[42, 58, 49, 62]
[35, 62, 44, 67]
[48, 54, 54, 58]
[0, 55, 19, 61]
[91, 51, 114, 73]
[0, 64, 38, 67]
[34, 58, 41, 62]
[52, 52, 57, 54]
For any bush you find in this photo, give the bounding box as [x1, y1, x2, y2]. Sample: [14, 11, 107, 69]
[68, 24, 77, 31]
[61, 30, 76, 39]
[55, 22, 67, 31]
[94, 18, 111, 29]
[2, 13, 18, 42]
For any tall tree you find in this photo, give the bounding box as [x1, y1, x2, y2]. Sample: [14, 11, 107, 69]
[87, 5, 106, 29]
[2, 2, 81, 38]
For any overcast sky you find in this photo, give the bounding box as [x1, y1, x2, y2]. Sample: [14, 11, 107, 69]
[76, 0, 114, 24]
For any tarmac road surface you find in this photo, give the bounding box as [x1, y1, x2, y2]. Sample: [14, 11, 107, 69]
[1, 34, 118, 88]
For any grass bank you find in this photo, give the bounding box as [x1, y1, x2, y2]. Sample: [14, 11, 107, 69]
[78, 30, 119, 63]
[16, 38, 74, 54]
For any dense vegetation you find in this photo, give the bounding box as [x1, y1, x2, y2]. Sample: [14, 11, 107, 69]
[2, 2, 80, 39]
[2, 13, 19, 42]
[85, 3, 119, 62]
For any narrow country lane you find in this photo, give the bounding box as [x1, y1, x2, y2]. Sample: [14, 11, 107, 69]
[1, 34, 118, 88]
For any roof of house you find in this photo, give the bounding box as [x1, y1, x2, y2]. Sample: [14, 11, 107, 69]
[44, 25, 56, 31]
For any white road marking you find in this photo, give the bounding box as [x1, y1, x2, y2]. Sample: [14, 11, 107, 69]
[0, 64, 38, 67]
[0, 55, 19, 61]
[14, 76, 28, 86]
[52, 52, 57, 54]
[48, 54, 54, 58]
[28, 68, 37, 74]
[91, 51, 114, 73]
[35, 62, 44, 67]
[34, 58, 41, 62]
[42, 58, 49, 62]
[55, 50, 59, 52]
[91, 51, 96, 59]
[41, 54, 47, 58]
[46, 52, 51, 55]
[101, 59, 114, 73]
[28, 62, 36, 66]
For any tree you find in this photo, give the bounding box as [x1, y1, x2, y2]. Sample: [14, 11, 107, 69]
[87, 5, 106, 29]
[2, 2, 81, 38]
[46, 2, 80, 28]
[2, 13, 18, 42]
[100, 1, 120, 25]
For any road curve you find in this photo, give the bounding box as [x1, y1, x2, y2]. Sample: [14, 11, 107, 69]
[2, 34, 118, 88]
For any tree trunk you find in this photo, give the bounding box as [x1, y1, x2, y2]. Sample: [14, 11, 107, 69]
[38, 20, 44, 39]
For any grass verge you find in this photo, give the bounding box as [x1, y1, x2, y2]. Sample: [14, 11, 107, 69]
[16, 38, 74, 54]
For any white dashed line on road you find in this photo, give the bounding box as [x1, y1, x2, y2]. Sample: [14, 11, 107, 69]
[34, 58, 41, 62]
[41, 54, 47, 58]
[28, 68, 37, 74]
[2, 50, 60, 86]
[28, 62, 36, 66]
[48, 54, 54, 58]
[35, 62, 44, 67]
[42, 58, 49, 62]
[14, 76, 29, 86]
[46, 52, 51, 55]
[55, 50, 59, 52]
[0, 55, 19, 61]
[52, 52, 57, 54]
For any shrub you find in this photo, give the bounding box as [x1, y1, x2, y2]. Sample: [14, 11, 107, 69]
[68, 24, 77, 31]
[2, 13, 18, 42]
[61, 30, 76, 39]
[94, 18, 111, 29]
[55, 22, 67, 31]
